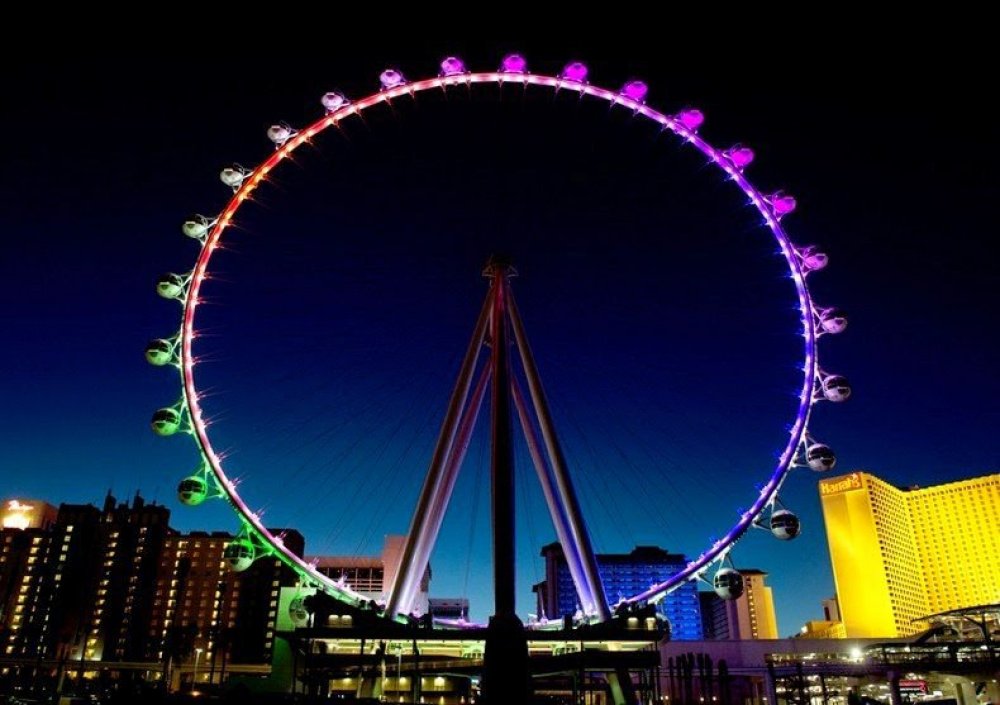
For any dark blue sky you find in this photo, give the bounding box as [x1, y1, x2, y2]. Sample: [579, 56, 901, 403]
[2, 36, 996, 634]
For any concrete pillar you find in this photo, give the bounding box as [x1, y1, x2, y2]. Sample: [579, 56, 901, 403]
[763, 668, 778, 705]
[886, 670, 902, 705]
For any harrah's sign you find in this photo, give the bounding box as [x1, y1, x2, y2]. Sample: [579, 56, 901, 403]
[820, 472, 862, 496]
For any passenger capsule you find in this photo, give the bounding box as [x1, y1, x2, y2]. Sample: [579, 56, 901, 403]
[620, 80, 648, 102]
[768, 192, 797, 217]
[379, 68, 405, 89]
[267, 124, 295, 146]
[676, 108, 705, 132]
[223, 539, 255, 572]
[151, 407, 182, 436]
[288, 596, 309, 625]
[800, 246, 829, 272]
[820, 308, 848, 334]
[725, 144, 755, 170]
[220, 166, 248, 189]
[713, 568, 744, 600]
[500, 54, 527, 73]
[440, 56, 465, 76]
[806, 443, 837, 472]
[156, 273, 187, 300]
[182, 218, 210, 240]
[320, 92, 349, 113]
[144, 339, 174, 366]
[770, 509, 801, 540]
[561, 62, 588, 82]
[822, 375, 852, 402]
[177, 476, 208, 506]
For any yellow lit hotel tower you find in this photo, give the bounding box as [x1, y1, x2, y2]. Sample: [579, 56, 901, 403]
[819, 471, 1000, 638]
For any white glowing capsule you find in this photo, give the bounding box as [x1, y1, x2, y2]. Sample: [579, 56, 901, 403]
[320, 92, 348, 113]
[769, 509, 801, 540]
[822, 375, 851, 402]
[806, 443, 837, 471]
[267, 123, 296, 146]
[220, 166, 249, 189]
[713, 568, 744, 600]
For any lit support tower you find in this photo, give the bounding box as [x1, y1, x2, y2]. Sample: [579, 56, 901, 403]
[385, 260, 610, 625]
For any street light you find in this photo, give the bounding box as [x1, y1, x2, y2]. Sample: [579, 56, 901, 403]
[193, 647, 204, 691]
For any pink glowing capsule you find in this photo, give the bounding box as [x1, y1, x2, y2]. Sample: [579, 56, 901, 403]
[676, 108, 704, 131]
[621, 80, 648, 102]
[561, 61, 589, 82]
[768, 192, 797, 217]
[501, 54, 527, 73]
[440, 56, 465, 76]
[379, 68, 406, 89]
[725, 144, 755, 170]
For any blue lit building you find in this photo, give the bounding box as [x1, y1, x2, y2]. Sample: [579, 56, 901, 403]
[534, 543, 703, 640]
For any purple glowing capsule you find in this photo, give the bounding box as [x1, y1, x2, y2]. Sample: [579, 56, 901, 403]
[500, 54, 527, 73]
[676, 108, 704, 131]
[321, 91, 349, 113]
[819, 308, 848, 335]
[799, 245, 828, 272]
[561, 61, 589, 82]
[440, 56, 465, 76]
[725, 144, 755, 170]
[621, 80, 648, 102]
[379, 68, 406, 90]
[768, 192, 797, 217]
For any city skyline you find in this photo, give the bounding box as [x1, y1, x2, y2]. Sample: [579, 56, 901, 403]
[3, 38, 997, 637]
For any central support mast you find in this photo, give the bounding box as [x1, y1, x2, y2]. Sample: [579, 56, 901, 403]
[486, 257, 517, 618]
[481, 256, 530, 704]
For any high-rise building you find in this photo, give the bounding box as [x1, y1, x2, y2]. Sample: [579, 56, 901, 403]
[699, 569, 778, 640]
[150, 528, 305, 675]
[1, 490, 307, 687]
[534, 544, 703, 640]
[2, 493, 171, 662]
[819, 471, 1000, 638]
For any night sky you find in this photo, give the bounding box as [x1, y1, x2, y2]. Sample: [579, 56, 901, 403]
[3, 35, 996, 634]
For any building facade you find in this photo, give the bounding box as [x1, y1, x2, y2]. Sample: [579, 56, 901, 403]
[0, 491, 306, 690]
[819, 471, 1000, 637]
[2, 493, 171, 664]
[535, 544, 703, 640]
[699, 569, 778, 640]
[309, 535, 429, 615]
[150, 527, 304, 679]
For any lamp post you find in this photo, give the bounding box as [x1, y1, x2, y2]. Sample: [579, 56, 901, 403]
[193, 647, 203, 692]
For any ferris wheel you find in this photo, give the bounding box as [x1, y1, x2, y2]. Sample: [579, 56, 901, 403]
[147, 54, 850, 627]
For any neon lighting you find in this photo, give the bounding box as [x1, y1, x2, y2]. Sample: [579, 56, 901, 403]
[166, 67, 828, 616]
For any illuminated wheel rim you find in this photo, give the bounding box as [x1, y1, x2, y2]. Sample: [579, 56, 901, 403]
[152, 58, 847, 620]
